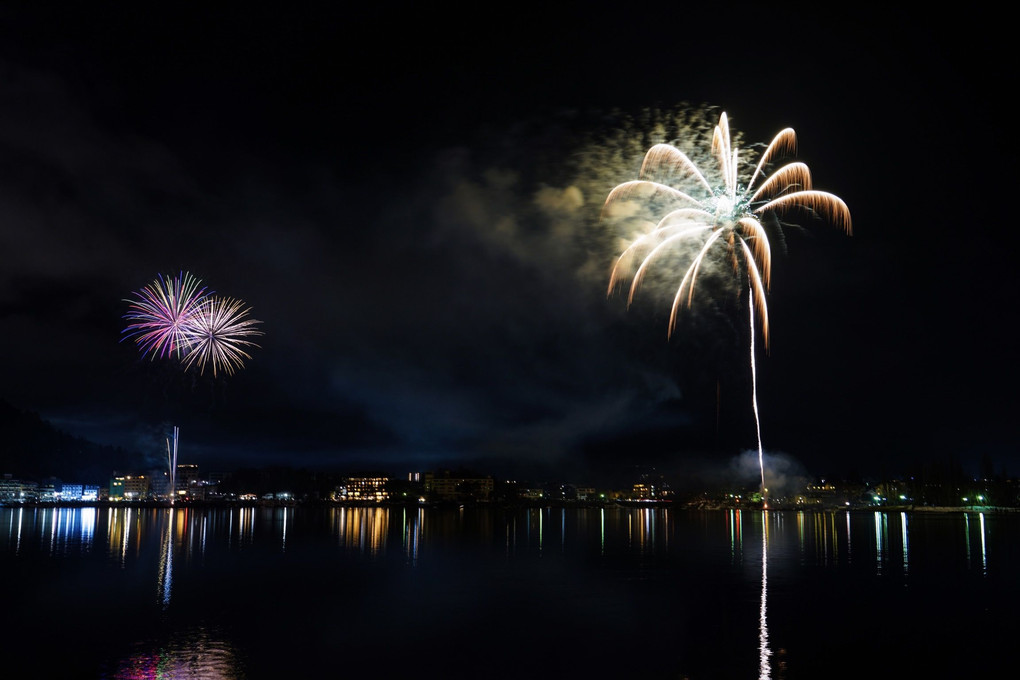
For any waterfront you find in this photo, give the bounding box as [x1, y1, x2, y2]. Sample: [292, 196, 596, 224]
[2, 505, 1017, 679]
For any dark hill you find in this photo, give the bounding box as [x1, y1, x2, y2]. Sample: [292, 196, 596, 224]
[0, 399, 138, 484]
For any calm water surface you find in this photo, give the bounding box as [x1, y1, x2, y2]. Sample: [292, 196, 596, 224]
[2, 505, 1017, 679]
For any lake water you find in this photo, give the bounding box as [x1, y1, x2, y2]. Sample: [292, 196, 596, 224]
[2, 505, 1017, 679]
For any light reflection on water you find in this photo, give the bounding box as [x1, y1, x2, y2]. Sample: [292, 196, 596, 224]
[4, 506, 100, 556]
[758, 512, 772, 680]
[963, 511, 989, 575]
[901, 511, 909, 574]
[1, 505, 1015, 679]
[157, 509, 174, 609]
[107, 626, 244, 680]
[874, 510, 885, 573]
[1, 504, 1004, 578]
[333, 505, 389, 555]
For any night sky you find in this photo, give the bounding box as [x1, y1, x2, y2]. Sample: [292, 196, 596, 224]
[1, 4, 1015, 488]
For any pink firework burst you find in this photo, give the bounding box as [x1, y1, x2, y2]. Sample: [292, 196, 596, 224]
[122, 271, 208, 361]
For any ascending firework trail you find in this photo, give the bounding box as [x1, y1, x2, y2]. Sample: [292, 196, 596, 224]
[603, 111, 851, 508]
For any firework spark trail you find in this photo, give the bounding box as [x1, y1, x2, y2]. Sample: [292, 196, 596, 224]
[604, 111, 850, 504]
[166, 425, 178, 506]
[750, 287, 765, 507]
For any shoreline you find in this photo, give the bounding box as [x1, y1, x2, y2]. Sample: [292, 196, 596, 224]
[2, 499, 1017, 513]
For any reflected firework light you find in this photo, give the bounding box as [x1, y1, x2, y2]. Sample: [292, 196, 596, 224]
[603, 110, 851, 506]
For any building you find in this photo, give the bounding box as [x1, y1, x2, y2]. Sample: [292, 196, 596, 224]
[59, 484, 83, 501]
[110, 474, 152, 500]
[176, 464, 200, 492]
[123, 474, 151, 500]
[0, 475, 29, 502]
[424, 470, 493, 502]
[335, 476, 390, 502]
[150, 471, 172, 499]
[519, 487, 545, 501]
[632, 482, 656, 500]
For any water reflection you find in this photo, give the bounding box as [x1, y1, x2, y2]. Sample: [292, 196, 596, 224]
[10, 506, 23, 554]
[107, 626, 243, 679]
[625, 507, 664, 553]
[0, 506, 101, 556]
[403, 506, 423, 565]
[979, 512, 988, 575]
[729, 509, 743, 564]
[760, 511, 772, 680]
[805, 511, 840, 566]
[42, 506, 99, 555]
[1, 505, 1012, 679]
[278, 506, 290, 551]
[845, 509, 852, 562]
[235, 507, 256, 547]
[537, 507, 543, 552]
[1, 505, 1001, 578]
[964, 511, 972, 569]
[600, 507, 605, 555]
[964, 511, 989, 575]
[332, 506, 388, 555]
[901, 511, 909, 574]
[157, 509, 174, 609]
[874, 511, 885, 574]
[863, 511, 918, 576]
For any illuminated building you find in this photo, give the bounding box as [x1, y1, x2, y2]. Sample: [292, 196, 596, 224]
[519, 487, 545, 500]
[335, 476, 390, 502]
[632, 482, 656, 500]
[109, 476, 124, 500]
[123, 475, 151, 500]
[110, 474, 151, 500]
[59, 484, 83, 501]
[0, 475, 30, 502]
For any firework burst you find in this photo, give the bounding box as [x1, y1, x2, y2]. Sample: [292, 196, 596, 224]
[604, 111, 850, 507]
[180, 296, 264, 378]
[123, 271, 263, 377]
[122, 271, 208, 361]
[605, 111, 850, 345]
